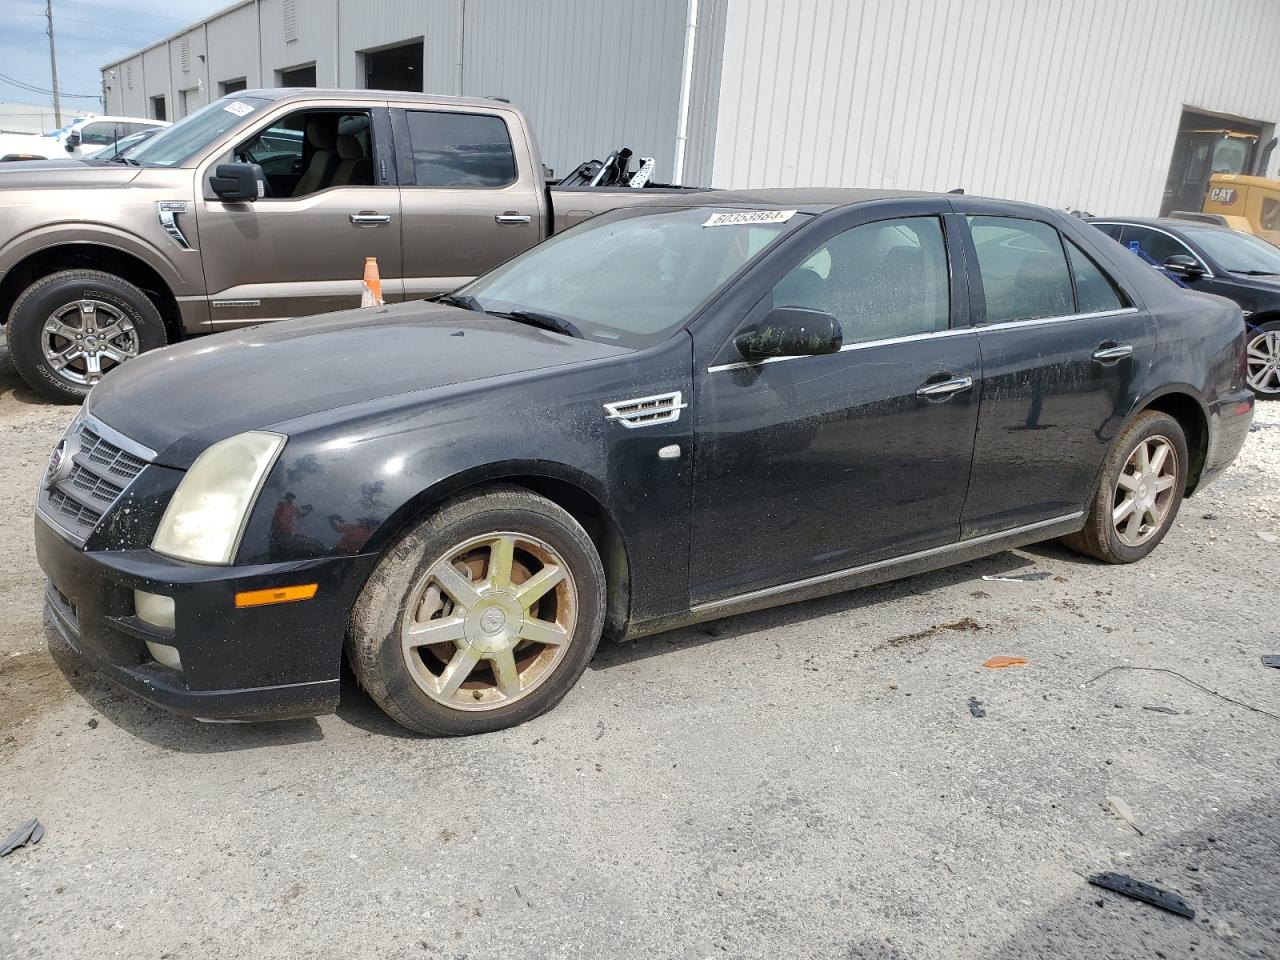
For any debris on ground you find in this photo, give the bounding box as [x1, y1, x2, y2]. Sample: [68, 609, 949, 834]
[983, 655, 1028, 669]
[981, 571, 1052, 583]
[0, 818, 44, 857]
[1141, 704, 1180, 714]
[1262, 655, 1280, 669]
[1258, 532, 1279, 544]
[1106, 796, 1145, 835]
[967, 696, 986, 718]
[1087, 872, 1195, 919]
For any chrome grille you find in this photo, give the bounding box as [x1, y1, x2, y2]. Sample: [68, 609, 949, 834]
[603, 391, 688, 429]
[37, 415, 154, 545]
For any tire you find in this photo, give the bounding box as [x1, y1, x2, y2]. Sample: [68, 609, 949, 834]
[6, 269, 168, 404]
[1062, 410, 1188, 564]
[1246, 320, 1280, 399]
[346, 485, 607, 736]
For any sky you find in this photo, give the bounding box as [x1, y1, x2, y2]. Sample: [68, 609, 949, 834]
[0, 0, 225, 120]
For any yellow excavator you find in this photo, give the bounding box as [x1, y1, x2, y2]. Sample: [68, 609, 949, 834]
[1164, 127, 1280, 246]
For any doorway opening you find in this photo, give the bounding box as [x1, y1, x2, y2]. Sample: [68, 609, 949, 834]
[278, 63, 317, 88]
[363, 39, 424, 92]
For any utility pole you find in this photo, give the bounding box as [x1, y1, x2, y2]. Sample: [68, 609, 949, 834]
[45, 0, 62, 127]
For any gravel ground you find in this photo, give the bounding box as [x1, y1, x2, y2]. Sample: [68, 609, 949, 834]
[2, 336, 1278, 960]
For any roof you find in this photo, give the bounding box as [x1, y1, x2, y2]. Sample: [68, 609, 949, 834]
[244, 88, 529, 113]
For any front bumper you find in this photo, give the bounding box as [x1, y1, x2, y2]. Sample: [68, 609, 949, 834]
[36, 514, 377, 721]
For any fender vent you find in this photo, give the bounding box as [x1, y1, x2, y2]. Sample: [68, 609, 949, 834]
[603, 391, 687, 429]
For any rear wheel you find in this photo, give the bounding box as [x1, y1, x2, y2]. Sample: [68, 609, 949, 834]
[1246, 320, 1280, 399]
[346, 485, 606, 736]
[7, 269, 167, 403]
[1062, 410, 1188, 564]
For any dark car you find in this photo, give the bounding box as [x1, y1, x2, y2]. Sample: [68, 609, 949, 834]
[1088, 216, 1280, 398]
[35, 190, 1254, 736]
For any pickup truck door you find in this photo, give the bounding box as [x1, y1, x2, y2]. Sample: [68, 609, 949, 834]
[688, 202, 982, 603]
[390, 106, 546, 299]
[194, 102, 402, 329]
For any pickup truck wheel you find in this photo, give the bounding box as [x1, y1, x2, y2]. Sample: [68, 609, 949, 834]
[347, 485, 606, 736]
[7, 269, 167, 403]
[1061, 410, 1187, 564]
[1246, 321, 1280, 398]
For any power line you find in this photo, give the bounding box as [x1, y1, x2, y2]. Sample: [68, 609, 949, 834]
[61, 0, 189, 23]
[0, 71, 99, 99]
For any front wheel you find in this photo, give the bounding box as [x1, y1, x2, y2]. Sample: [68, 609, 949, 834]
[6, 269, 168, 403]
[1062, 410, 1188, 564]
[346, 485, 607, 736]
[1246, 320, 1280, 399]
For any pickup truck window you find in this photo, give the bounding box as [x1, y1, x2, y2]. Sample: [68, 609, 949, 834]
[968, 216, 1076, 323]
[457, 206, 808, 349]
[129, 96, 271, 167]
[238, 110, 376, 198]
[79, 122, 122, 146]
[772, 217, 950, 344]
[404, 110, 516, 187]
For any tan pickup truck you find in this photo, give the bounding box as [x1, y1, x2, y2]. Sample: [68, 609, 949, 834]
[0, 88, 691, 401]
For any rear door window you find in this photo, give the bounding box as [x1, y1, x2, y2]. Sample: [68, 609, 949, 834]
[771, 216, 951, 344]
[968, 216, 1075, 322]
[1064, 239, 1127, 313]
[404, 111, 517, 187]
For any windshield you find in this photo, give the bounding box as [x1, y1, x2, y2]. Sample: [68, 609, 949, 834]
[127, 96, 271, 167]
[1184, 226, 1280, 275]
[455, 206, 809, 348]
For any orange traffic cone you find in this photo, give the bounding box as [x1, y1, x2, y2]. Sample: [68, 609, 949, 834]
[360, 256, 384, 307]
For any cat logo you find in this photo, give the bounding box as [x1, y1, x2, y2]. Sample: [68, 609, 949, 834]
[1209, 187, 1237, 206]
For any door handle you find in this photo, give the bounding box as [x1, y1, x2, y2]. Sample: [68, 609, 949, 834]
[1092, 343, 1134, 364]
[350, 213, 392, 225]
[495, 213, 531, 224]
[916, 375, 974, 399]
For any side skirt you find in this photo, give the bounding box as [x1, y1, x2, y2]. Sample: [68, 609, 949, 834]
[621, 512, 1085, 641]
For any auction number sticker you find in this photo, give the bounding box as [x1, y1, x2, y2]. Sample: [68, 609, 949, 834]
[223, 101, 255, 117]
[703, 209, 797, 227]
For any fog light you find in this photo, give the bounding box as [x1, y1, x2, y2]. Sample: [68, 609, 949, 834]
[134, 590, 175, 631]
[144, 640, 183, 672]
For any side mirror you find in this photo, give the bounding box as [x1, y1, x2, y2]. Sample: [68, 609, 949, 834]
[64, 131, 80, 152]
[1164, 254, 1204, 278]
[736, 307, 843, 361]
[210, 162, 264, 202]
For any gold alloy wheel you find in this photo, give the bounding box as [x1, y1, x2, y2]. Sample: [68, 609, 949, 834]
[41, 299, 140, 386]
[1112, 435, 1178, 548]
[400, 532, 577, 711]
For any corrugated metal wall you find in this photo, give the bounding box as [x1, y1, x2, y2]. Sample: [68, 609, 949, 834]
[711, 0, 1280, 214]
[460, 0, 687, 180]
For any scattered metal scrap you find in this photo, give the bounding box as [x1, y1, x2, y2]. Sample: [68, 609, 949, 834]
[1087, 872, 1195, 919]
[0, 818, 44, 857]
[1262, 655, 1280, 669]
[1106, 796, 1144, 836]
[967, 696, 986, 718]
[981, 571, 1052, 583]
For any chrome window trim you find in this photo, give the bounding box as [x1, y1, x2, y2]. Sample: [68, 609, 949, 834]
[707, 326, 974, 373]
[1089, 221, 1215, 279]
[84, 413, 158, 461]
[691, 512, 1084, 616]
[974, 306, 1140, 332]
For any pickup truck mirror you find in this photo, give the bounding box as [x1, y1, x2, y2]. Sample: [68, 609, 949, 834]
[63, 132, 80, 152]
[1163, 254, 1204, 278]
[210, 162, 264, 202]
[736, 307, 843, 361]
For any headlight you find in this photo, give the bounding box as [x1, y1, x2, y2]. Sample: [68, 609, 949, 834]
[152, 431, 286, 565]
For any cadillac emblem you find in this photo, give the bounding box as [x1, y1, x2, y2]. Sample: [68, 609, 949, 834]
[43, 436, 78, 490]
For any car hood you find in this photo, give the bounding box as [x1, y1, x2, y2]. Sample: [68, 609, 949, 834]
[0, 159, 140, 188]
[86, 301, 631, 468]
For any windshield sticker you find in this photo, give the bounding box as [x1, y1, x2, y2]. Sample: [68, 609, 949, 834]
[703, 209, 797, 227]
[223, 101, 254, 117]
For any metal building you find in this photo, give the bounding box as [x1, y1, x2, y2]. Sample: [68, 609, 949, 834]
[102, 0, 1280, 215]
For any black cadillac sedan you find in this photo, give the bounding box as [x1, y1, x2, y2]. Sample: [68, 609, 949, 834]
[1088, 215, 1280, 398]
[35, 189, 1254, 736]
